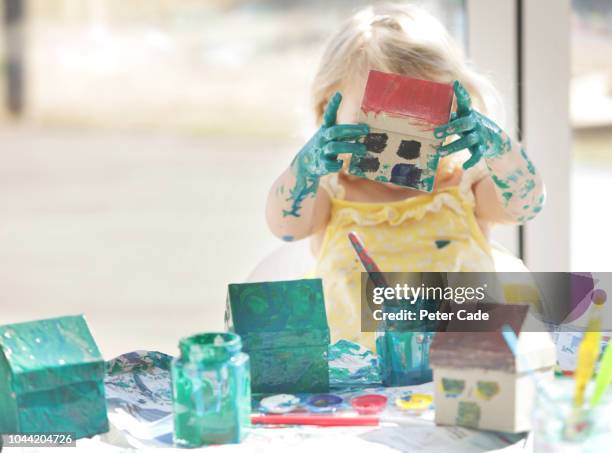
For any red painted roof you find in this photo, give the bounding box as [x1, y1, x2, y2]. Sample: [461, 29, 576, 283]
[361, 70, 453, 125]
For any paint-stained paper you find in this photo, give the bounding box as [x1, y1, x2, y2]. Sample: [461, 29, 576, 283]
[101, 347, 526, 451]
[349, 70, 453, 192]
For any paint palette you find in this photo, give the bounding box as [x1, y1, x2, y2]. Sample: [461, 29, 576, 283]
[351, 394, 388, 415]
[306, 394, 344, 413]
[349, 70, 453, 192]
[260, 394, 301, 414]
[395, 393, 433, 412]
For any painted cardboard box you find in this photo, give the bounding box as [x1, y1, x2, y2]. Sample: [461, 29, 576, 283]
[349, 70, 453, 192]
[225, 278, 330, 394]
[0, 315, 109, 438]
[429, 305, 556, 433]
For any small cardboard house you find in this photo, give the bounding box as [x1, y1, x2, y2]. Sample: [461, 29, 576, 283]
[350, 70, 453, 192]
[226, 278, 330, 394]
[429, 304, 556, 433]
[0, 315, 109, 438]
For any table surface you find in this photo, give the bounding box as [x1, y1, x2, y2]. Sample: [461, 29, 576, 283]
[39, 346, 530, 452]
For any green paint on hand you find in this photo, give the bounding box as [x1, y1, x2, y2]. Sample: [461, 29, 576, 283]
[283, 92, 368, 217]
[435, 81, 512, 169]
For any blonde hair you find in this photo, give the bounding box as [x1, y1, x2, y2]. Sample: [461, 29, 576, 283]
[311, 3, 503, 181]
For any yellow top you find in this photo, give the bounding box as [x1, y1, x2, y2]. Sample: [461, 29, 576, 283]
[315, 165, 495, 350]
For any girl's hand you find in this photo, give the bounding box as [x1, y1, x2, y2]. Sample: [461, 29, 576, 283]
[292, 92, 369, 179]
[282, 92, 368, 218]
[434, 81, 512, 169]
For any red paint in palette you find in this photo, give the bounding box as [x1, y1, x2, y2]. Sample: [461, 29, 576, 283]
[361, 70, 454, 125]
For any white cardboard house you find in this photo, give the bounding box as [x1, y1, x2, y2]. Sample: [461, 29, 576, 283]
[350, 70, 453, 192]
[429, 304, 556, 433]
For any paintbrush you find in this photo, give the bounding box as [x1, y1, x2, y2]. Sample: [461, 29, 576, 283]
[252, 414, 430, 427]
[348, 231, 388, 288]
[590, 338, 612, 407]
[501, 325, 544, 388]
[573, 317, 602, 408]
[500, 323, 560, 412]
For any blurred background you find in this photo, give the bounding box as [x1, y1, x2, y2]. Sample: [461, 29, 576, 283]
[0, 0, 610, 357]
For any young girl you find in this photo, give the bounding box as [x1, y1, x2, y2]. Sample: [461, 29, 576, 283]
[265, 4, 545, 349]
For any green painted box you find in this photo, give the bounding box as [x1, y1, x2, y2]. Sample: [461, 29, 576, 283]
[225, 279, 330, 394]
[0, 315, 109, 438]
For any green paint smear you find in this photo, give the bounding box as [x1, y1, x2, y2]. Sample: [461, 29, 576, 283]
[349, 158, 366, 178]
[435, 240, 451, 249]
[442, 378, 465, 396]
[456, 401, 481, 429]
[283, 153, 322, 217]
[492, 174, 510, 189]
[506, 168, 523, 183]
[421, 176, 435, 192]
[502, 191, 513, 205]
[520, 147, 537, 175]
[476, 381, 500, 400]
[520, 179, 536, 199]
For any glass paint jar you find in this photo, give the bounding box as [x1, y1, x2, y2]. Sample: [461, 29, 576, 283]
[376, 298, 435, 386]
[532, 378, 612, 452]
[377, 330, 434, 386]
[172, 332, 250, 447]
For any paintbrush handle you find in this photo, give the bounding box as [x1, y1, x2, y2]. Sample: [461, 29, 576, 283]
[252, 414, 431, 427]
[591, 338, 612, 407]
[348, 231, 388, 288]
[574, 329, 602, 408]
[252, 414, 379, 427]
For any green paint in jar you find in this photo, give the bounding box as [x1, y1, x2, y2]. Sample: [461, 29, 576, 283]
[172, 332, 250, 447]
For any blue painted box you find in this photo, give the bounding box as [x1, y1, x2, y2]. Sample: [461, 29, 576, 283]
[0, 315, 109, 438]
[226, 279, 330, 394]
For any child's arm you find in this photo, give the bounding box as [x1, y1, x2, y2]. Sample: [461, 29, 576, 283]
[434, 81, 545, 224]
[266, 92, 368, 241]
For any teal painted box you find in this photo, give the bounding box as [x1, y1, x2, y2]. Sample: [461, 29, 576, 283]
[0, 315, 109, 438]
[225, 279, 330, 394]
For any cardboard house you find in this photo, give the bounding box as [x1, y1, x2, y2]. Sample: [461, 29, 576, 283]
[429, 304, 556, 433]
[0, 315, 109, 438]
[226, 278, 330, 394]
[350, 70, 453, 192]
